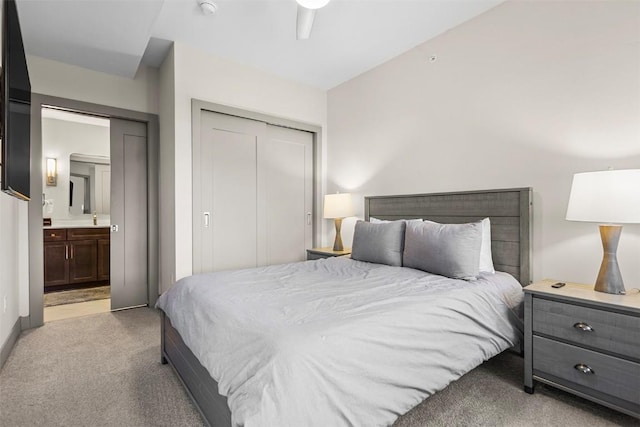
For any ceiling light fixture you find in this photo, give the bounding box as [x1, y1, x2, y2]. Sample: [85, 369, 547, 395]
[296, 0, 330, 40]
[198, 0, 217, 15]
[296, 8, 316, 40]
[296, 0, 330, 10]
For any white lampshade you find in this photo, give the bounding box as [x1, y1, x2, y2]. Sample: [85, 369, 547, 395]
[296, 0, 330, 10]
[323, 193, 354, 219]
[566, 169, 640, 223]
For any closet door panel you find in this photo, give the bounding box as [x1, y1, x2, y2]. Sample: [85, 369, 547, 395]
[262, 125, 313, 264]
[210, 129, 257, 271]
[196, 111, 264, 273]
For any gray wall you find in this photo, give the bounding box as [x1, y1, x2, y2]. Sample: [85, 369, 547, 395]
[327, 1, 640, 286]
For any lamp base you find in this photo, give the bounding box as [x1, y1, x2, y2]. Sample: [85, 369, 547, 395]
[594, 225, 625, 295]
[332, 218, 344, 252]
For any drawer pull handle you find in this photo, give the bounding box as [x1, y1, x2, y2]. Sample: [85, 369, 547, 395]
[574, 364, 595, 375]
[573, 322, 594, 332]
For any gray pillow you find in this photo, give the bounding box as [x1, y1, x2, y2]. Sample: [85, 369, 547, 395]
[424, 218, 495, 273]
[351, 220, 406, 266]
[403, 220, 482, 280]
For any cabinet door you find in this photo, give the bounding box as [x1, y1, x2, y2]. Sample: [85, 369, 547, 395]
[97, 239, 110, 281]
[44, 242, 69, 287]
[68, 240, 98, 284]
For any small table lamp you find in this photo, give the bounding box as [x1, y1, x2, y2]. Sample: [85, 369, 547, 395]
[324, 193, 354, 251]
[566, 169, 640, 294]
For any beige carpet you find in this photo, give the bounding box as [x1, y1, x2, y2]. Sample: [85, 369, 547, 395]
[0, 308, 636, 426]
[44, 285, 110, 307]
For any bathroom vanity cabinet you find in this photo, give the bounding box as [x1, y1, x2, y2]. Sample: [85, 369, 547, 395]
[44, 227, 110, 290]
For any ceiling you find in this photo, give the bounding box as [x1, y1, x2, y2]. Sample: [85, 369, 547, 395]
[17, 0, 504, 90]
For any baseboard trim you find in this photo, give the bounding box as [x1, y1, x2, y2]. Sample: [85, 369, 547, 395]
[20, 315, 31, 330]
[0, 316, 22, 370]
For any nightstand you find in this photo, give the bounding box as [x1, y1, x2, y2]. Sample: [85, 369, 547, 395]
[306, 247, 351, 260]
[524, 280, 640, 418]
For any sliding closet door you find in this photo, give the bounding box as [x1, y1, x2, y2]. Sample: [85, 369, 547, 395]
[194, 110, 315, 274]
[110, 119, 148, 310]
[260, 125, 313, 264]
[194, 111, 264, 273]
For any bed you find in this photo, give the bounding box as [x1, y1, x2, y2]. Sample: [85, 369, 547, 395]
[158, 188, 532, 426]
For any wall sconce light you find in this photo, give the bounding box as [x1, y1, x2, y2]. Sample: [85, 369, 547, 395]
[46, 158, 57, 186]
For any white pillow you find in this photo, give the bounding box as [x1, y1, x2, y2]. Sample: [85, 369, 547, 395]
[370, 217, 422, 223]
[479, 218, 495, 274]
[424, 218, 495, 274]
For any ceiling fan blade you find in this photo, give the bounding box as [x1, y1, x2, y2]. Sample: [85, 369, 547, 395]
[296, 5, 316, 40]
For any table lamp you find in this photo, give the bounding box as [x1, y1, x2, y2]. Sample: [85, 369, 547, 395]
[566, 169, 640, 294]
[324, 193, 354, 251]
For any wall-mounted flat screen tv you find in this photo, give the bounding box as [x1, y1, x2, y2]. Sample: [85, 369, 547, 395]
[1, 0, 32, 201]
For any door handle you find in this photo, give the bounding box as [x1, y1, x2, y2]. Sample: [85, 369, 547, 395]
[306, 212, 311, 225]
[204, 212, 210, 228]
[70, 245, 74, 259]
[65, 245, 69, 260]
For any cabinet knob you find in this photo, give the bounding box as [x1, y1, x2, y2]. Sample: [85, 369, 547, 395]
[574, 363, 595, 375]
[573, 322, 594, 332]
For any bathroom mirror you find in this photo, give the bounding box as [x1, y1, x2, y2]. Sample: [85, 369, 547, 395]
[69, 153, 111, 215]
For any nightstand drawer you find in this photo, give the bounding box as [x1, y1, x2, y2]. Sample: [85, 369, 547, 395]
[533, 298, 640, 359]
[533, 336, 640, 405]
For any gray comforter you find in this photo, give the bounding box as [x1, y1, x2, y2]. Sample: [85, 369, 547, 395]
[156, 256, 523, 427]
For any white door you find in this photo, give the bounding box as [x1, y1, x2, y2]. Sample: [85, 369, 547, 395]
[193, 111, 314, 274]
[110, 119, 147, 310]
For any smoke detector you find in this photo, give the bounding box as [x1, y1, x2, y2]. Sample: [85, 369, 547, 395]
[199, 0, 217, 15]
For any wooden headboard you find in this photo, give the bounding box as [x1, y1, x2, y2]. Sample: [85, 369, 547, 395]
[364, 188, 532, 286]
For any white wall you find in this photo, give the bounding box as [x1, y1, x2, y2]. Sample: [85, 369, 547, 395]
[160, 43, 327, 291]
[27, 55, 159, 115]
[327, 0, 640, 286]
[158, 47, 176, 296]
[42, 118, 110, 222]
[0, 194, 24, 346]
[2, 55, 160, 334]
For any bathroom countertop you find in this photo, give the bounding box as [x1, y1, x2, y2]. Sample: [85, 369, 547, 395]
[43, 223, 111, 229]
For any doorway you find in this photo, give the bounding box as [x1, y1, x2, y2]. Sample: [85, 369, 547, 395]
[41, 108, 112, 321]
[26, 94, 159, 329]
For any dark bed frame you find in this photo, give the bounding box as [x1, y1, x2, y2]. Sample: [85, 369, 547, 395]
[160, 187, 533, 427]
